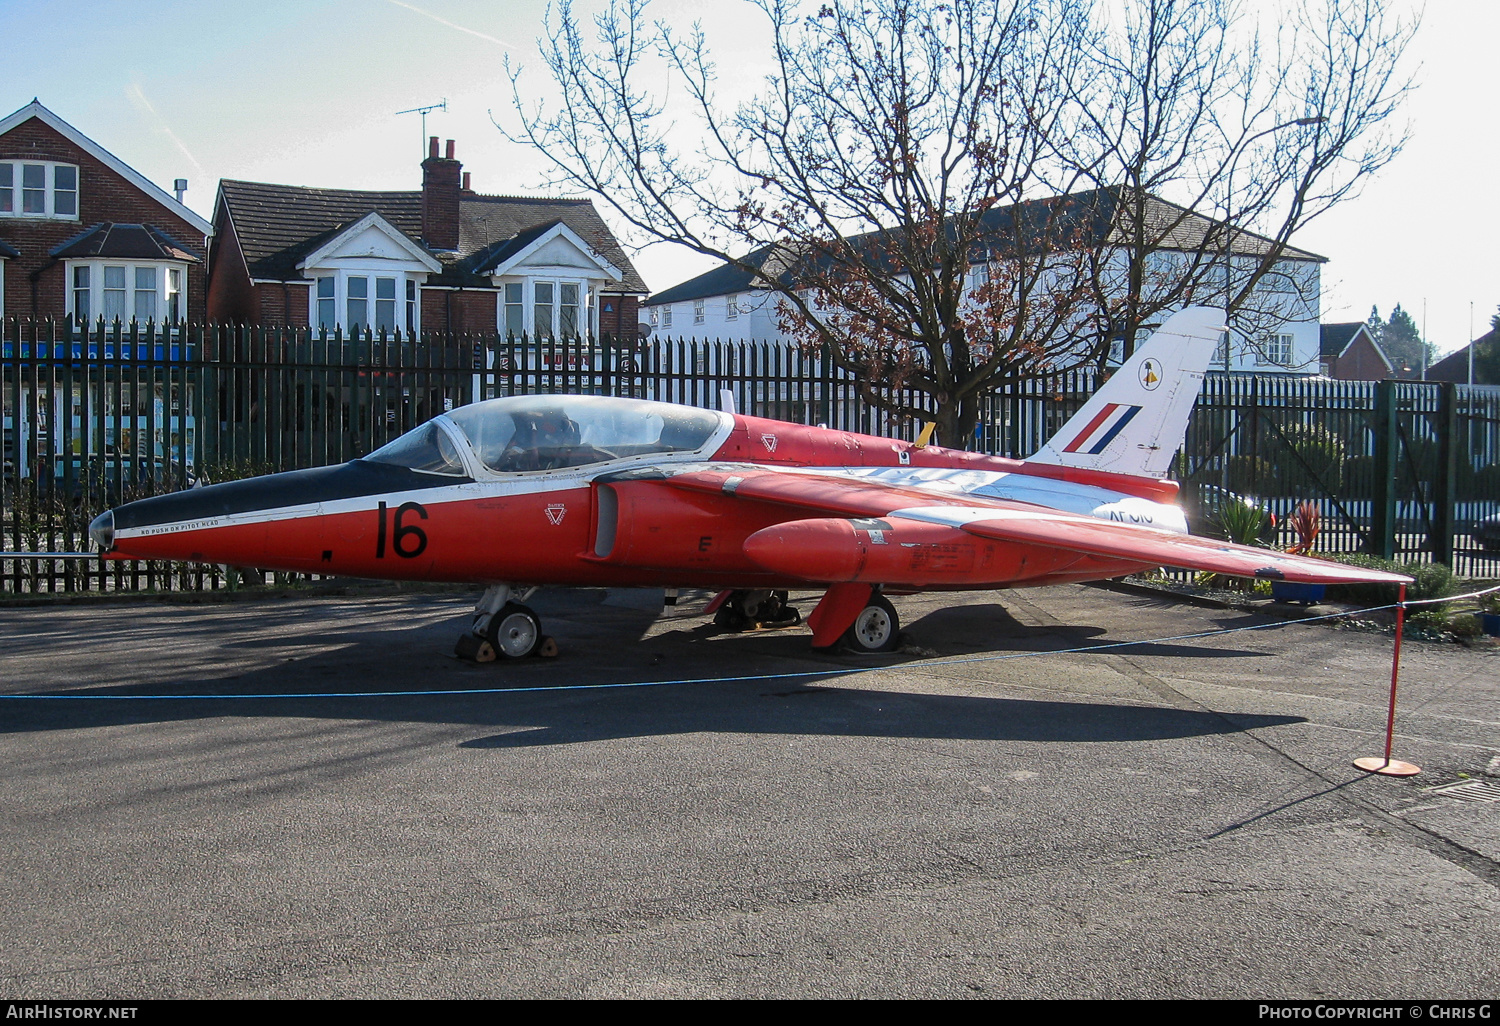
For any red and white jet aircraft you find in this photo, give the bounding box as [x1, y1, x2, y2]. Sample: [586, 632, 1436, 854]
[92, 307, 1408, 659]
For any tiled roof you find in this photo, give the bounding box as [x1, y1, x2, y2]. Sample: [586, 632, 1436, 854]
[218, 181, 647, 293]
[1091, 187, 1324, 262]
[459, 196, 645, 291]
[646, 186, 1323, 304]
[50, 223, 201, 262]
[1320, 322, 1367, 358]
[218, 180, 422, 280]
[645, 245, 777, 306]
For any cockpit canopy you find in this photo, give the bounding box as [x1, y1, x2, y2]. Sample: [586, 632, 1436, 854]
[365, 395, 727, 475]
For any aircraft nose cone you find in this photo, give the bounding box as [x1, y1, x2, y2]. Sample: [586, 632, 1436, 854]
[89, 510, 115, 552]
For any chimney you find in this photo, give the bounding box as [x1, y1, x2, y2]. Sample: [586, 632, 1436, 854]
[462, 172, 471, 193]
[422, 136, 462, 251]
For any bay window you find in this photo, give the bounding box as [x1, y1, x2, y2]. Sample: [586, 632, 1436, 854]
[68, 260, 188, 324]
[309, 271, 420, 336]
[497, 278, 600, 338]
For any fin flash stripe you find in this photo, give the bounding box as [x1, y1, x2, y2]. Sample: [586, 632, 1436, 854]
[1060, 403, 1143, 455]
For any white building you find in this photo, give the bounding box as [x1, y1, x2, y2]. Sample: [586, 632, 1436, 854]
[643, 188, 1326, 374]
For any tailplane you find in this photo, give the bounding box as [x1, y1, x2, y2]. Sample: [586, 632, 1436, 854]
[1029, 306, 1224, 479]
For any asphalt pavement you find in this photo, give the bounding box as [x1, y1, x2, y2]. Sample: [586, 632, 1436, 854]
[1, 582, 1496, 998]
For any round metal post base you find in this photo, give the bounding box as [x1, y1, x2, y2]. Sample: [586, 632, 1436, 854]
[1353, 757, 1421, 777]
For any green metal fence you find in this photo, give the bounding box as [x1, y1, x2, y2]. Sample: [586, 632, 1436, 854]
[4, 318, 1498, 594]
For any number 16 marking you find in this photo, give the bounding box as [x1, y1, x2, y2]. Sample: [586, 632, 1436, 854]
[375, 501, 429, 558]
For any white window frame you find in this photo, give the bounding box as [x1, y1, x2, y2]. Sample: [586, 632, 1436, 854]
[503, 281, 524, 337]
[0, 161, 79, 220]
[496, 276, 595, 338]
[693, 298, 705, 325]
[725, 294, 738, 321]
[66, 259, 188, 324]
[307, 270, 419, 336]
[661, 304, 673, 329]
[1260, 332, 1295, 367]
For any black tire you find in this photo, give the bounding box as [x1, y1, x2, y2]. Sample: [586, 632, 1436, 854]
[713, 603, 752, 631]
[841, 595, 900, 653]
[487, 602, 542, 658]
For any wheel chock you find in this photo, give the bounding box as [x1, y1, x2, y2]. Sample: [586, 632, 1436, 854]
[536, 636, 560, 658]
[454, 634, 499, 663]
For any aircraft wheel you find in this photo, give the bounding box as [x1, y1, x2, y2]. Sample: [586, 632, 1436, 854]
[758, 591, 801, 628]
[488, 602, 543, 658]
[713, 603, 752, 631]
[841, 595, 899, 653]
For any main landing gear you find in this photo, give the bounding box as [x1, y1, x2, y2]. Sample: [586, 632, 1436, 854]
[710, 589, 803, 632]
[803, 583, 903, 654]
[455, 584, 560, 663]
[840, 593, 900, 653]
[711, 586, 901, 653]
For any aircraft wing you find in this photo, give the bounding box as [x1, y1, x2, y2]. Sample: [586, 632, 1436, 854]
[659, 466, 1411, 586]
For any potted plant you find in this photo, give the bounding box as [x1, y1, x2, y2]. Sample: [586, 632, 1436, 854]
[1271, 501, 1325, 604]
[1481, 591, 1500, 638]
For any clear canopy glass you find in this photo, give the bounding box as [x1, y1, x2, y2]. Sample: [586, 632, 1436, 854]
[443, 395, 724, 473]
[364, 420, 468, 476]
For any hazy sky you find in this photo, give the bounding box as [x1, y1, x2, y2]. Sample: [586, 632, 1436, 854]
[2, 0, 1489, 354]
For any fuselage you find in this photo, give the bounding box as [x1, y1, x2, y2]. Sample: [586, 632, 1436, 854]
[96, 396, 1188, 592]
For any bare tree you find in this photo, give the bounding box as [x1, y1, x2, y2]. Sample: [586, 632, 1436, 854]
[507, 0, 1100, 446]
[1051, 0, 1417, 364]
[506, 0, 1417, 443]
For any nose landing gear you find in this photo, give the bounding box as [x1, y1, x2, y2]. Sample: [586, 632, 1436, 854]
[456, 584, 559, 662]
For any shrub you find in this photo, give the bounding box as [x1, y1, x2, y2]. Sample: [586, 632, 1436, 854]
[1322, 555, 1457, 607]
[1214, 497, 1274, 546]
[1447, 613, 1482, 638]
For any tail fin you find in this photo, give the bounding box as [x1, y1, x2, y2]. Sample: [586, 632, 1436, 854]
[1029, 306, 1224, 479]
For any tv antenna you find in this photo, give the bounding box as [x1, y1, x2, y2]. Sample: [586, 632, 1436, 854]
[396, 99, 448, 154]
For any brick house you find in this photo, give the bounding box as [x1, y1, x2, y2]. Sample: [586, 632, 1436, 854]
[1319, 322, 1393, 380]
[206, 137, 647, 339]
[1426, 329, 1499, 386]
[0, 100, 211, 325]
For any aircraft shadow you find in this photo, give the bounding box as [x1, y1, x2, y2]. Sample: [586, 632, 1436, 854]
[904, 602, 1266, 659]
[1, 600, 1299, 747]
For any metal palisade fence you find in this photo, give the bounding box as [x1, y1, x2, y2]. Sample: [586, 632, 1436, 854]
[3, 318, 1498, 594]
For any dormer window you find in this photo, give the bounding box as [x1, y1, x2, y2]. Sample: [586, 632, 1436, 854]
[297, 211, 441, 336]
[0, 161, 79, 219]
[311, 272, 419, 335]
